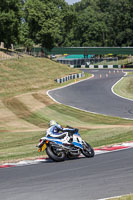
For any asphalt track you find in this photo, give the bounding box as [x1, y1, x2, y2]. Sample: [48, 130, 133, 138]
[1, 148, 133, 200]
[49, 69, 133, 119]
[1, 69, 133, 200]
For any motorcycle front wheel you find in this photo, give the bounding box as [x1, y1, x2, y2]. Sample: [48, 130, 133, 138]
[46, 145, 65, 162]
[81, 142, 94, 158]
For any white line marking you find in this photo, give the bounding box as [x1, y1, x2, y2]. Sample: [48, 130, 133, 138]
[1, 145, 133, 168]
[47, 71, 133, 120]
[111, 72, 133, 102]
[47, 75, 94, 103]
[98, 193, 129, 200]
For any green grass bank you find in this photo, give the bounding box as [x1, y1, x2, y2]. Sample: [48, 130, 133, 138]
[0, 56, 133, 163]
[113, 71, 133, 100]
[108, 194, 133, 200]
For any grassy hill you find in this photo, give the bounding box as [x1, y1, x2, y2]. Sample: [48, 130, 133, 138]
[0, 56, 133, 163]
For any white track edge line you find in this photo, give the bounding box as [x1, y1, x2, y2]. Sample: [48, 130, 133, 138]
[98, 193, 130, 200]
[47, 74, 94, 103]
[1, 143, 133, 167]
[47, 72, 133, 120]
[111, 72, 133, 102]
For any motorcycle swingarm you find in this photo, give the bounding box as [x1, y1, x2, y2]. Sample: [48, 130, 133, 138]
[50, 143, 70, 152]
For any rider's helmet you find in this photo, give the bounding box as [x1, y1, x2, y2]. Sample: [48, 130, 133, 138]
[49, 120, 62, 130]
[49, 120, 57, 127]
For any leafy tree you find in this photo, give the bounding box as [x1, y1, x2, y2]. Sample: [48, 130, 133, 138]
[19, 22, 35, 50]
[24, 0, 63, 50]
[71, 0, 133, 47]
[1, 0, 133, 49]
[72, 1, 108, 46]
[0, 0, 22, 48]
[59, 6, 78, 46]
[106, 0, 133, 46]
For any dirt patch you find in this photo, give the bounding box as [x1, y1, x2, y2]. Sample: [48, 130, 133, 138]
[16, 93, 47, 112]
[4, 97, 32, 118]
[0, 51, 12, 59]
[33, 92, 54, 106]
[3, 93, 49, 129]
[2, 91, 133, 133]
[0, 99, 38, 131]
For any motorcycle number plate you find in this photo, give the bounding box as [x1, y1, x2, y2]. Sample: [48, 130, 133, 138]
[42, 144, 46, 151]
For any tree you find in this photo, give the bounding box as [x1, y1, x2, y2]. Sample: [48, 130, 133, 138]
[59, 5, 78, 46]
[2, 0, 133, 49]
[24, 0, 63, 50]
[0, 0, 22, 48]
[70, 0, 133, 47]
[106, 0, 133, 46]
[19, 22, 35, 51]
[71, 1, 109, 46]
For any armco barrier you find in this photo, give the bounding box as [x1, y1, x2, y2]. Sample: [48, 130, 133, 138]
[70, 65, 122, 68]
[125, 65, 133, 68]
[55, 72, 85, 83]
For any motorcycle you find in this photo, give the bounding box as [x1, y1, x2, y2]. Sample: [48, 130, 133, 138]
[37, 127, 94, 162]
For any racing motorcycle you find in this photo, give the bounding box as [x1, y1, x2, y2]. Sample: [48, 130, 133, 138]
[37, 127, 94, 162]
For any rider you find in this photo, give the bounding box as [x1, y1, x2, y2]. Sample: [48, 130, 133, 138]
[46, 120, 75, 144]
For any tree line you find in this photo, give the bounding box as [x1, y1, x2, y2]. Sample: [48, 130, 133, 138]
[0, 0, 133, 50]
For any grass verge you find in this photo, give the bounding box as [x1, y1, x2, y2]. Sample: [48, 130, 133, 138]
[1, 56, 133, 163]
[108, 194, 133, 200]
[113, 71, 133, 100]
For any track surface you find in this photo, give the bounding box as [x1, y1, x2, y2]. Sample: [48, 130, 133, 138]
[49, 69, 133, 119]
[1, 149, 133, 200]
[1, 69, 133, 200]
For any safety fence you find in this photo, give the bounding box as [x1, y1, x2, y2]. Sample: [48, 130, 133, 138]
[70, 65, 122, 68]
[57, 57, 118, 66]
[55, 72, 85, 83]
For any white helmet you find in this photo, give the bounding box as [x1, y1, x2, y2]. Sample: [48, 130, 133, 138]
[49, 120, 57, 127]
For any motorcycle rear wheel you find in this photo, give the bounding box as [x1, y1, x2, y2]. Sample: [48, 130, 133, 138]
[82, 142, 94, 158]
[46, 145, 65, 162]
